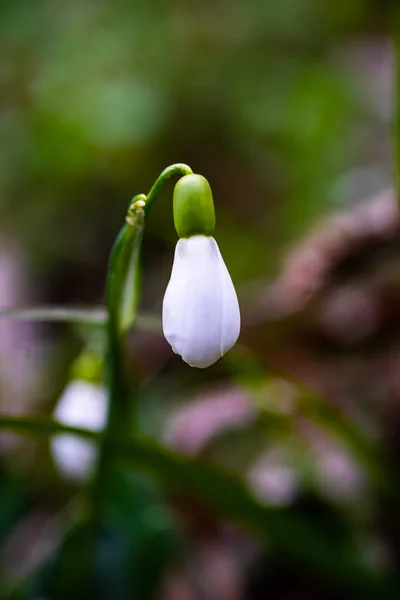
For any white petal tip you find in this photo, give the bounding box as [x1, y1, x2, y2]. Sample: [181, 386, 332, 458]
[186, 358, 219, 369]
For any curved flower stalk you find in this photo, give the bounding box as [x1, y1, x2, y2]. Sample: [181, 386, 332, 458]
[91, 165, 194, 515]
[51, 380, 108, 481]
[163, 174, 240, 368]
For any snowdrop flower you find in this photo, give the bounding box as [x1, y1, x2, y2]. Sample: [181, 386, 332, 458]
[163, 174, 240, 368]
[51, 380, 108, 481]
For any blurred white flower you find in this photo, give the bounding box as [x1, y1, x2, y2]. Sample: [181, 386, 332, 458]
[314, 446, 365, 504]
[162, 235, 240, 368]
[248, 449, 299, 507]
[51, 380, 108, 481]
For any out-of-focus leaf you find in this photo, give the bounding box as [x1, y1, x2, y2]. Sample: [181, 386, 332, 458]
[121, 437, 399, 598]
[17, 469, 181, 600]
[0, 471, 27, 546]
[0, 414, 399, 598]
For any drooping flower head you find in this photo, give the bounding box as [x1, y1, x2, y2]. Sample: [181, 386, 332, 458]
[162, 174, 240, 368]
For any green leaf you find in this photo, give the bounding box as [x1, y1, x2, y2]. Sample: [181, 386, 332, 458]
[0, 414, 398, 598]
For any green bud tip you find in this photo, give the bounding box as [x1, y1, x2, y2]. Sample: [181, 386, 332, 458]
[173, 174, 216, 238]
[71, 352, 102, 383]
[126, 195, 146, 226]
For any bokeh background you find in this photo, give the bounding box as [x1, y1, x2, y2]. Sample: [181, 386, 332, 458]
[0, 0, 398, 598]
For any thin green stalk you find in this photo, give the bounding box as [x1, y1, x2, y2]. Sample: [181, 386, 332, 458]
[0, 306, 107, 326]
[106, 219, 143, 423]
[91, 200, 145, 518]
[0, 306, 161, 333]
[144, 163, 193, 213]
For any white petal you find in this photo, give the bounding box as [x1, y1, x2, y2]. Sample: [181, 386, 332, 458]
[51, 380, 108, 481]
[162, 235, 240, 368]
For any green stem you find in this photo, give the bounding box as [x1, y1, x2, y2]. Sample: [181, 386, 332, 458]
[91, 198, 145, 524]
[144, 163, 193, 213]
[0, 306, 161, 332]
[0, 306, 107, 326]
[106, 198, 145, 423]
